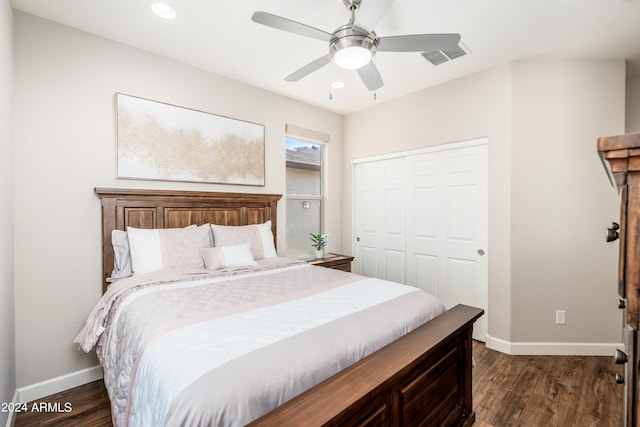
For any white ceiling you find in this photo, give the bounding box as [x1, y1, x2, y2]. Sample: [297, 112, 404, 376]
[11, 0, 640, 115]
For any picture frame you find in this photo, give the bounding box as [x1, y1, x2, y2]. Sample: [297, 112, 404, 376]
[116, 93, 265, 186]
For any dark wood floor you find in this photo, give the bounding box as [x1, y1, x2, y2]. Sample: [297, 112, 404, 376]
[14, 341, 622, 426]
[472, 342, 622, 427]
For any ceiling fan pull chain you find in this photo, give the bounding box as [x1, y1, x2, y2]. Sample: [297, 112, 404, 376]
[372, 58, 379, 99]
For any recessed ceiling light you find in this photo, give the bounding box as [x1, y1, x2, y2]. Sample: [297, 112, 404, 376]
[331, 81, 345, 89]
[151, 2, 176, 19]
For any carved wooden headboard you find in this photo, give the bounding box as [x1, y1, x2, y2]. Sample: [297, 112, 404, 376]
[95, 188, 281, 293]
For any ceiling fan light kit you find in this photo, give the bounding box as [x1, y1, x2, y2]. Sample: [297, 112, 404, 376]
[333, 46, 371, 69]
[330, 27, 377, 70]
[251, 0, 461, 93]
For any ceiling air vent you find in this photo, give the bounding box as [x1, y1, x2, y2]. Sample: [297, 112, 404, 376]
[421, 43, 469, 66]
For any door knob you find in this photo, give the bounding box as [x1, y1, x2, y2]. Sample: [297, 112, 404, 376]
[477, 249, 485, 256]
[615, 349, 628, 364]
[607, 222, 620, 242]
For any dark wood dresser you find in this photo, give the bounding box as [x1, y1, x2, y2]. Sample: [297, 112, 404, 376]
[598, 132, 640, 426]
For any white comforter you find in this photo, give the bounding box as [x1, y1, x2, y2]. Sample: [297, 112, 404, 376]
[75, 258, 445, 427]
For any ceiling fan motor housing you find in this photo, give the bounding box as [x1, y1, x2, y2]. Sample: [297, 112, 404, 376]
[330, 25, 377, 69]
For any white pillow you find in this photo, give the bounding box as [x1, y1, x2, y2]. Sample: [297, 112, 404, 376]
[108, 230, 133, 282]
[200, 243, 258, 270]
[127, 224, 211, 274]
[211, 220, 276, 260]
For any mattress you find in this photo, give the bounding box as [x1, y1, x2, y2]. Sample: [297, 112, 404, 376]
[75, 257, 445, 427]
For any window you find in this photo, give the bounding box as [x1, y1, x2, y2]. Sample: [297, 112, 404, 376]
[285, 136, 324, 259]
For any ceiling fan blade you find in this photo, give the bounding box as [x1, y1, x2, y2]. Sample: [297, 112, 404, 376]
[377, 33, 461, 52]
[251, 11, 334, 42]
[285, 54, 333, 82]
[357, 61, 384, 91]
[353, 0, 395, 33]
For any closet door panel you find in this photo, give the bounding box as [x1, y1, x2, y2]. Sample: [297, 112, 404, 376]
[354, 158, 406, 281]
[406, 143, 488, 341]
[412, 253, 438, 296]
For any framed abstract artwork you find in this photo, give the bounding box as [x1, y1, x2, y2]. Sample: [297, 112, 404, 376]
[116, 93, 265, 186]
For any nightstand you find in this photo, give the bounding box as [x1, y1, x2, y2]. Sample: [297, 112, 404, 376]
[307, 253, 354, 272]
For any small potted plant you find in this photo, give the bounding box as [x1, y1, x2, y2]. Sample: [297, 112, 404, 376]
[309, 233, 328, 259]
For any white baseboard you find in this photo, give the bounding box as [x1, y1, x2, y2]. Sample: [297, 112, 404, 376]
[15, 365, 103, 404]
[485, 335, 624, 356]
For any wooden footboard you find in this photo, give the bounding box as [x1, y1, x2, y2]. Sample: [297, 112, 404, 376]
[250, 304, 483, 427]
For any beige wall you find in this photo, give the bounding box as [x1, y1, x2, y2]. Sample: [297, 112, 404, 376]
[12, 12, 343, 388]
[628, 74, 640, 132]
[510, 59, 623, 343]
[0, 0, 15, 423]
[343, 59, 626, 349]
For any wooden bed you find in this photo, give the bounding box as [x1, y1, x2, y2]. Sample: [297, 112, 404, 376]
[95, 187, 483, 427]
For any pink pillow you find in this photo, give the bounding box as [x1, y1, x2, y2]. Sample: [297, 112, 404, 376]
[127, 224, 211, 274]
[211, 221, 276, 260]
[200, 243, 258, 270]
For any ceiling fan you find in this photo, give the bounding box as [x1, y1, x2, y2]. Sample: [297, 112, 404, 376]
[251, 0, 461, 91]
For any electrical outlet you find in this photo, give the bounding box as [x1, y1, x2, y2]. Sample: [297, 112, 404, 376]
[556, 310, 566, 325]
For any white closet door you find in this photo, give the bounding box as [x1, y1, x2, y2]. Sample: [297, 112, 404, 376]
[353, 157, 406, 283]
[406, 143, 488, 341]
[354, 141, 488, 341]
